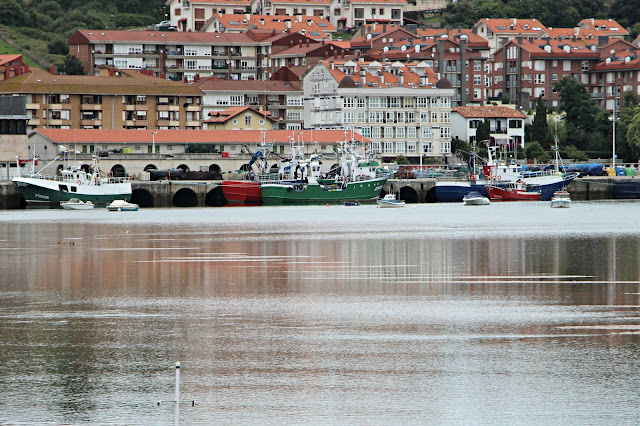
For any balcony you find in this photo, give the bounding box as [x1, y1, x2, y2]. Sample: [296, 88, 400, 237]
[81, 104, 102, 111]
[157, 105, 180, 111]
[185, 104, 200, 112]
[26, 103, 39, 110]
[186, 120, 200, 127]
[81, 119, 102, 126]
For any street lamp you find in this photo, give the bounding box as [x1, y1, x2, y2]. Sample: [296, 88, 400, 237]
[610, 109, 617, 169]
[152, 131, 158, 155]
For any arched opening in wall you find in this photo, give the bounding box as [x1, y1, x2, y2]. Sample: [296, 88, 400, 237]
[176, 164, 190, 172]
[209, 164, 221, 173]
[111, 164, 126, 177]
[399, 186, 419, 203]
[425, 186, 438, 203]
[238, 163, 250, 172]
[173, 188, 198, 207]
[269, 164, 279, 174]
[131, 188, 154, 208]
[56, 164, 64, 176]
[80, 164, 92, 173]
[205, 187, 227, 207]
[144, 164, 158, 171]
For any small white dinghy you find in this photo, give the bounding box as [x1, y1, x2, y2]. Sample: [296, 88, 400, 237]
[550, 190, 571, 208]
[463, 191, 490, 206]
[377, 193, 405, 208]
[107, 200, 139, 211]
[60, 198, 95, 210]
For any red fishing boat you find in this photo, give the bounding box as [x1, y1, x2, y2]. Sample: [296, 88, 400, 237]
[486, 181, 541, 201]
[221, 180, 262, 205]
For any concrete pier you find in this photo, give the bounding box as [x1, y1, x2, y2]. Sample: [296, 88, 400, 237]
[0, 176, 637, 208]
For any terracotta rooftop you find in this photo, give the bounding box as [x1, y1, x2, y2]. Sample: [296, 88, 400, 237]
[497, 38, 600, 58]
[205, 106, 274, 122]
[68, 29, 265, 45]
[453, 106, 527, 119]
[0, 54, 23, 66]
[172, 0, 250, 4]
[0, 67, 203, 96]
[209, 14, 336, 39]
[317, 60, 441, 89]
[476, 18, 547, 34]
[34, 129, 371, 144]
[578, 18, 628, 36]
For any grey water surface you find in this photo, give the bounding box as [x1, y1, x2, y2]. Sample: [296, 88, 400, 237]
[1, 201, 640, 424]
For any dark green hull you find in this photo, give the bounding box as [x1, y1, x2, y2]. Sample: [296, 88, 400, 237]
[13, 179, 131, 207]
[261, 176, 388, 205]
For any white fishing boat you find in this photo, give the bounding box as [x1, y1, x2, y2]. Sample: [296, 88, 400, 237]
[13, 147, 131, 207]
[60, 198, 94, 210]
[377, 193, 405, 208]
[550, 190, 571, 208]
[462, 191, 490, 206]
[107, 200, 139, 211]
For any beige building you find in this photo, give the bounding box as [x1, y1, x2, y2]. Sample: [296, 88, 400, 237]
[0, 67, 203, 131]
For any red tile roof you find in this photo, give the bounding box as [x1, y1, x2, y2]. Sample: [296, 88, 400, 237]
[68, 29, 263, 45]
[453, 106, 527, 119]
[476, 18, 547, 34]
[0, 54, 23, 66]
[578, 18, 628, 36]
[496, 38, 600, 58]
[205, 106, 274, 122]
[35, 129, 371, 144]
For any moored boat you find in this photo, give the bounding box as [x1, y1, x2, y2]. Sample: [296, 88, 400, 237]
[462, 191, 490, 206]
[221, 180, 262, 205]
[486, 182, 541, 201]
[106, 200, 139, 211]
[377, 193, 405, 208]
[261, 142, 390, 205]
[60, 198, 95, 210]
[550, 190, 571, 208]
[13, 151, 131, 207]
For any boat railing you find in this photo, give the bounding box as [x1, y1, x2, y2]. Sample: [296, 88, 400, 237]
[19, 173, 130, 184]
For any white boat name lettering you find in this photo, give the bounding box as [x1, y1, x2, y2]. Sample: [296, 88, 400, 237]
[34, 194, 49, 200]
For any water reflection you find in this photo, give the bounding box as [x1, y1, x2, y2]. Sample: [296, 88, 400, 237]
[1, 204, 640, 423]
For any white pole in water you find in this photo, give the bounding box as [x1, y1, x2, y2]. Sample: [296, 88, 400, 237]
[175, 362, 181, 425]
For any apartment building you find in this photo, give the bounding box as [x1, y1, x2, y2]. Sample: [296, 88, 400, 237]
[194, 77, 303, 129]
[302, 59, 454, 161]
[253, 0, 331, 18]
[67, 29, 274, 82]
[203, 106, 277, 130]
[166, 0, 251, 32]
[330, 0, 405, 30]
[578, 18, 628, 40]
[0, 67, 203, 131]
[491, 37, 601, 109]
[587, 55, 640, 112]
[472, 18, 548, 53]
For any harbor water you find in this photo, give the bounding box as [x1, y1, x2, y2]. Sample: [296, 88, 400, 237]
[1, 201, 640, 424]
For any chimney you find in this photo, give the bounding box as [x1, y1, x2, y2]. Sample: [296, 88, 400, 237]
[360, 68, 366, 83]
[398, 70, 403, 84]
[598, 35, 609, 46]
[306, 41, 310, 47]
[574, 27, 579, 36]
[329, 61, 334, 70]
[517, 36, 523, 45]
[590, 18, 595, 26]
[383, 23, 387, 32]
[49, 66, 55, 75]
[109, 68, 115, 76]
[379, 73, 384, 84]
[511, 18, 517, 26]
[420, 74, 427, 85]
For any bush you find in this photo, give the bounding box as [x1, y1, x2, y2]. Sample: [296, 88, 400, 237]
[395, 155, 410, 165]
[562, 145, 589, 161]
[525, 141, 545, 159]
[48, 39, 68, 55]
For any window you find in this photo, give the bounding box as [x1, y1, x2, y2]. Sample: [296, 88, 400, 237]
[230, 95, 243, 106]
[361, 127, 371, 138]
[396, 127, 405, 138]
[403, 97, 414, 108]
[343, 111, 355, 123]
[389, 97, 401, 108]
[344, 96, 355, 108]
[357, 97, 366, 108]
[509, 120, 522, 128]
[440, 127, 451, 138]
[313, 82, 320, 94]
[431, 112, 438, 123]
[417, 97, 428, 108]
[582, 61, 589, 72]
[369, 97, 380, 108]
[407, 127, 416, 138]
[397, 112, 405, 123]
[384, 142, 393, 153]
[407, 142, 416, 153]
[474, 75, 482, 85]
[474, 61, 482, 71]
[245, 115, 251, 126]
[422, 142, 432, 153]
[440, 112, 450, 123]
[184, 60, 197, 70]
[534, 74, 545, 84]
[384, 127, 394, 138]
[441, 141, 451, 153]
[357, 111, 366, 123]
[396, 141, 405, 153]
[372, 127, 381, 138]
[441, 98, 450, 108]
[371, 142, 381, 153]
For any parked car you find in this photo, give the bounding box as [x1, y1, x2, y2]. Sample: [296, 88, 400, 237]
[155, 21, 176, 31]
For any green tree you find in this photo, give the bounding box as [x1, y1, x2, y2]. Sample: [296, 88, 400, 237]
[0, 0, 28, 26]
[47, 39, 68, 55]
[622, 89, 640, 109]
[395, 155, 410, 165]
[475, 119, 491, 146]
[57, 55, 84, 75]
[525, 141, 545, 160]
[532, 98, 550, 149]
[554, 75, 601, 150]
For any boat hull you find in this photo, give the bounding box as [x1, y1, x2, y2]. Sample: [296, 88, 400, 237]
[221, 180, 262, 205]
[486, 185, 541, 201]
[261, 176, 388, 205]
[13, 177, 132, 207]
[435, 181, 489, 202]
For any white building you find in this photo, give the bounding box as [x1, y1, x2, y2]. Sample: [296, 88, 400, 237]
[330, 0, 405, 31]
[302, 60, 454, 161]
[451, 105, 527, 147]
